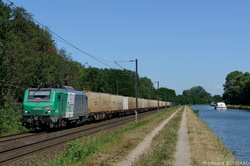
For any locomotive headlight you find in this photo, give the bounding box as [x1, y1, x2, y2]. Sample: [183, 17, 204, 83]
[45, 110, 51, 114]
[25, 111, 28, 113]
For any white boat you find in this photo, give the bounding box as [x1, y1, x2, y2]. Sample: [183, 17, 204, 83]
[214, 102, 227, 110]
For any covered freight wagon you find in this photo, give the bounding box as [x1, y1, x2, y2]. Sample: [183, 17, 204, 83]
[85, 91, 112, 120]
[111, 95, 123, 111]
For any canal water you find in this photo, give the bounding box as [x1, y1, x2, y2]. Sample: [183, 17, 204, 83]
[190, 105, 250, 162]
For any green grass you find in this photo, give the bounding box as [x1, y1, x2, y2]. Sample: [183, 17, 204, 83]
[192, 109, 199, 115]
[132, 108, 183, 166]
[227, 104, 250, 110]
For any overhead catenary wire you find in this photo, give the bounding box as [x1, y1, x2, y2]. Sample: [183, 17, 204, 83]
[114, 61, 126, 70]
[114, 60, 138, 81]
[7, 0, 116, 69]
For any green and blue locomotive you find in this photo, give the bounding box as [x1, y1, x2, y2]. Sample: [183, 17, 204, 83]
[21, 84, 88, 129]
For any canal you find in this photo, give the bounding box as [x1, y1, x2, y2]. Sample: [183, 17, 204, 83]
[190, 105, 250, 162]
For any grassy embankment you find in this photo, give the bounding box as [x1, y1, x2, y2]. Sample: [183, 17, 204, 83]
[187, 106, 237, 165]
[227, 104, 250, 110]
[47, 106, 182, 166]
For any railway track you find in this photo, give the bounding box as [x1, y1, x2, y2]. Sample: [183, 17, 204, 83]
[0, 109, 164, 166]
[0, 132, 36, 143]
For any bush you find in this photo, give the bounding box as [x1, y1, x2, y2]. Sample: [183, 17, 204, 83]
[0, 94, 28, 135]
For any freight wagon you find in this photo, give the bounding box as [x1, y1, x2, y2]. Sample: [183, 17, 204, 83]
[21, 84, 172, 129]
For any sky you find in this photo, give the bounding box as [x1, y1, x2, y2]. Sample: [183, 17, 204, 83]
[3, 0, 250, 96]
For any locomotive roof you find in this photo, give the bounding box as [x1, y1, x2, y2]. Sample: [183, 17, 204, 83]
[26, 87, 86, 95]
[29, 83, 78, 91]
[27, 83, 86, 94]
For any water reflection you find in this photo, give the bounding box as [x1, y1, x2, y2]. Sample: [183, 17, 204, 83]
[190, 105, 250, 162]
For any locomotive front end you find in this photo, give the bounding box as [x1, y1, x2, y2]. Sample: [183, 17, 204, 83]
[21, 88, 58, 129]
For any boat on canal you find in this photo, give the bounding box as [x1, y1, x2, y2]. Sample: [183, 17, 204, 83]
[214, 102, 227, 110]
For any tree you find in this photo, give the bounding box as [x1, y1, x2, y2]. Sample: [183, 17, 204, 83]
[223, 71, 250, 105]
[0, 0, 12, 106]
[158, 87, 175, 102]
[212, 95, 222, 102]
[181, 86, 212, 105]
[80, 67, 106, 92]
[139, 77, 155, 99]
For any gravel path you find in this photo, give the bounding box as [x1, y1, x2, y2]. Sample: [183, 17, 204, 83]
[119, 107, 182, 166]
[173, 106, 191, 166]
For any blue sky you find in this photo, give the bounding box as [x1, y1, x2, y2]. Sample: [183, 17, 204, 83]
[4, 0, 250, 96]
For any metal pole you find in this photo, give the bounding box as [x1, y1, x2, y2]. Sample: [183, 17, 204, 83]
[61, 56, 64, 86]
[165, 88, 166, 108]
[135, 59, 138, 123]
[117, 80, 119, 95]
[157, 81, 159, 112]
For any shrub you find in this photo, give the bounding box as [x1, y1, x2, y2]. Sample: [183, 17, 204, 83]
[0, 94, 27, 135]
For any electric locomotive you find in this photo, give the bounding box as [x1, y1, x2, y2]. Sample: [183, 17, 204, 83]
[21, 83, 88, 129]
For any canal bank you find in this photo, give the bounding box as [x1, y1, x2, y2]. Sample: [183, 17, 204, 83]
[227, 105, 250, 110]
[191, 105, 250, 163]
[186, 106, 237, 165]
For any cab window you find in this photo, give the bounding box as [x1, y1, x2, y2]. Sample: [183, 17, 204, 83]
[28, 90, 51, 102]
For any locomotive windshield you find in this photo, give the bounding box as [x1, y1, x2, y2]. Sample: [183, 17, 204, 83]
[28, 90, 51, 102]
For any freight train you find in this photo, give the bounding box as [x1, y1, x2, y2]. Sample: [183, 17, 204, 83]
[21, 83, 172, 129]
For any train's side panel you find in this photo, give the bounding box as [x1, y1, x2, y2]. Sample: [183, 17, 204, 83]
[111, 95, 123, 111]
[128, 97, 135, 110]
[86, 92, 101, 113]
[138, 98, 142, 109]
[153, 100, 158, 108]
[144, 99, 148, 108]
[61, 91, 88, 119]
[100, 93, 111, 112]
[166, 102, 172, 107]
[72, 92, 88, 118]
[111, 95, 118, 111]
[117, 95, 123, 111]
[141, 99, 145, 109]
[159, 101, 163, 107]
[148, 100, 154, 108]
[64, 92, 75, 118]
[132, 97, 136, 109]
[123, 97, 129, 110]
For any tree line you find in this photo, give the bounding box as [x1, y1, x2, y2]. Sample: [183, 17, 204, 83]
[0, 1, 247, 135]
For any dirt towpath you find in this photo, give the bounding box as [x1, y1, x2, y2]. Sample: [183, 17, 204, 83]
[173, 106, 191, 166]
[118, 107, 182, 166]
